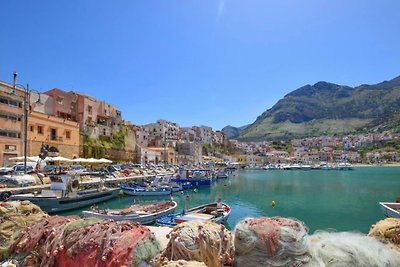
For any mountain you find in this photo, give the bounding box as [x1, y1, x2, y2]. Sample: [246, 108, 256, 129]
[238, 76, 400, 141]
[222, 125, 249, 139]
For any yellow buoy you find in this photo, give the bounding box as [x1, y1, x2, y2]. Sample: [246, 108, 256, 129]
[271, 200, 276, 208]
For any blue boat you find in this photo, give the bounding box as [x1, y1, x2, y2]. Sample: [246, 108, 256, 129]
[172, 168, 213, 187]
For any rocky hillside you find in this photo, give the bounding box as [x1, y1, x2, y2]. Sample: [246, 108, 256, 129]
[221, 125, 249, 139]
[237, 75, 400, 141]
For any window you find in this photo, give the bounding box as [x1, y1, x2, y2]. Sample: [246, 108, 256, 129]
[0, 97, 22, 107]
[50, 128, 57, 140]
[0, 130, 20, 138]
[88, 105, 93, 115]
[38, 126, 43, 134]
[30, 125, 34, 132]
[9, 100, 18, 107]
[57, 96, 63, 104]
[66, 130, 71, 139]
[5, 145, 16, 151]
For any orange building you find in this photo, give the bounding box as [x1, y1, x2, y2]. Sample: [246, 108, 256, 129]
[27, 111, 80, 159]
[0, 81, 24, 166]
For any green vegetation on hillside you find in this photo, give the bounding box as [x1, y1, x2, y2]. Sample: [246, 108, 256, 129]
[238, 75, 400, 141]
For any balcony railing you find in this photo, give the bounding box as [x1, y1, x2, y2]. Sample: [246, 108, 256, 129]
[50, 135, 63, 142]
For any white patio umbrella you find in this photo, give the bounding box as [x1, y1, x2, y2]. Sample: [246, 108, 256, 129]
[86, 158, 100, 163]
[46, 156, 72, 162]
[8, 156, 42, 162]
[98, 158, 112, 163]
[71, 158, 90, 163]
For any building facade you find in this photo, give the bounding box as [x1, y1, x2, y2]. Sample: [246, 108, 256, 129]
[0, 81, 24, 166]
[27, 111, 80, 158]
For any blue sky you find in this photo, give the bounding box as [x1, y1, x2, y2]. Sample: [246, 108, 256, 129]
[1, 0, 399, 130]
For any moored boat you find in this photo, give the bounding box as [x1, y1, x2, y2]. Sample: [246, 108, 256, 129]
[82, 200, 177, 224]
[379, 202, 400, 218]
[216, 173, 228, 179]
[156, 201, 231, 227]
[10, 174, 120, 214]
[120, 184, 171, 196]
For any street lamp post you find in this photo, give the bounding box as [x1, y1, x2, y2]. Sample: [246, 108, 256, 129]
[12, 72, 42, 173]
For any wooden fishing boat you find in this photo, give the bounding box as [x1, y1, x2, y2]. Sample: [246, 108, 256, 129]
[82, 201, 177, 224]
[379, 202, 400, 218]
[156, 201, 231, 227]
[10, 174, 120, 214]
[120, 184, 171, 196]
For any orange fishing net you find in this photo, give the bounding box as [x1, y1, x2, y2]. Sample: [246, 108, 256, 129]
[368, 217, 400, 252]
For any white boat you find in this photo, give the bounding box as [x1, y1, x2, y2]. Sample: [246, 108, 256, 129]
[82, 201, 177, 224]
[120, 184, 171, 196]
[379, 202, 400, 218]
[156, 201, 231, 227]
[10, 174, 119, 214]
[336, 162, 354, 170]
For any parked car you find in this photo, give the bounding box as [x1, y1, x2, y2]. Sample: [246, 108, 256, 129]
[13, 165, 35, 174]
[0, 163, 37, 175]
[42, 165, 58, 173]
[70, 165, 87, 172]
[0, 164, 17, 175]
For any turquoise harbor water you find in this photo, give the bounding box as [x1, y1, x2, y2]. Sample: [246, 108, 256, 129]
[60, 167, 400, 233]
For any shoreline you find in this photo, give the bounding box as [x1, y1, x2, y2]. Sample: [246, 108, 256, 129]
[353, 163, 400, 167]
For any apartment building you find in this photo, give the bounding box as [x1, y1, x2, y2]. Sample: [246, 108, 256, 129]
[0, 81, 24, 165]
[179, 127, 197, 142]
[193, 125, 213, 145]
[144, 119, 180, 141]
[213, 131, 227, 146]
[27, 110, 80, 158]
[176, 142, 202, 164]
[44, 89, 123, 140]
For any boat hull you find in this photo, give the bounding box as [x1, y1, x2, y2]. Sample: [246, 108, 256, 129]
[11, 188, 120, 214]
[120, 185, 171, 196]
[171, 178, 212, 188]
[379, 202, 400, 218]
[82, 201, 177, 224]
[156, 202, 230, 227]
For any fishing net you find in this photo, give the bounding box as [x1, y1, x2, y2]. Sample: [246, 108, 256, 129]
[234, 217, 311, 267]
[0, 259, 18, 267]
[160, 220, 234, 267]
[158, 259, 207, 266]
[0, 201, 48, 260]
[368, 217, 400, 252]
[8, 216, 162, 267]
[308, 231, 400, 266]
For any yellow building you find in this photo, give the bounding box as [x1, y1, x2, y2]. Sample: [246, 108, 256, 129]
[27, 111, 80, 158]
[234, 155, 247, 164]
[146, 147, 177, 165]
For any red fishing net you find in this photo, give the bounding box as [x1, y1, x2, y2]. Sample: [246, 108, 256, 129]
[9, 216, 161, 267]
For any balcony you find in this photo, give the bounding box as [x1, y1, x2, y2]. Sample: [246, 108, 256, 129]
[50, 135, 63, 142]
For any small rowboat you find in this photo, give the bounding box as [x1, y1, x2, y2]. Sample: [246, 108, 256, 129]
[379, 202, 400, 218]
[82, 201, 177, 224]
[156, 201, 230, 227]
